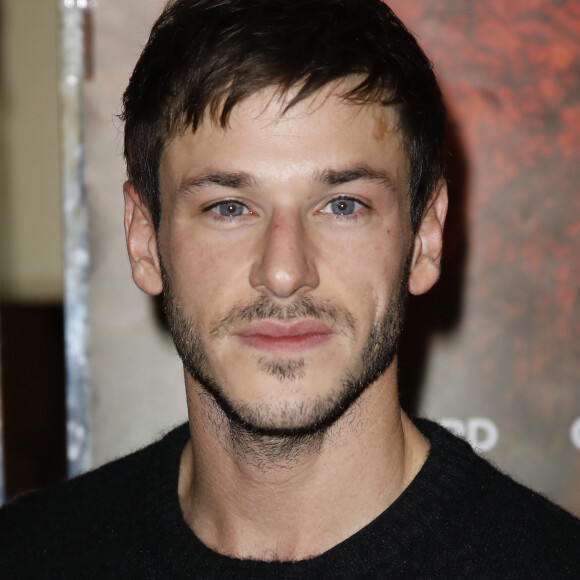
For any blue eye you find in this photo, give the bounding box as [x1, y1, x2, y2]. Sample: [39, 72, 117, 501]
[321, 198, 362, 216]
[213, 201, 246, 217]
[331, 199, 356, 215]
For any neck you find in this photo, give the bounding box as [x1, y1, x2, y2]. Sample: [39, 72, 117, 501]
[178, 364, 429, 561]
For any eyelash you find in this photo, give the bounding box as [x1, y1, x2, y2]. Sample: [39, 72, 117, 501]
[320, 196, 369, 221]
[203, 199, 253, 222]
[202, 195, 369, 222]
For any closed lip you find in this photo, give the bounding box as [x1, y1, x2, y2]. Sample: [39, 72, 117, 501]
[234, 320, 336, 353]
[236, 320, 335, 338]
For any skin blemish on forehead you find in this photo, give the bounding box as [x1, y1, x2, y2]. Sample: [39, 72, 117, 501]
[372, 113, 388, 142]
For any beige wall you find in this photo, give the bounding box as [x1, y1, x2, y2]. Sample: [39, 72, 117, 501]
[0, 0, 62, 302]
[85, 0, 187, 467]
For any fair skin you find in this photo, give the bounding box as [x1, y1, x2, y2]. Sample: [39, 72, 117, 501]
[124, 83, 448, 561]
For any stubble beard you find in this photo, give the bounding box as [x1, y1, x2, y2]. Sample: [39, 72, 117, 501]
[161, 261, 409, 464]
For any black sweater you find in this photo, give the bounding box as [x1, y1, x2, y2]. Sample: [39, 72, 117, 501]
[1, 419, 579, 578]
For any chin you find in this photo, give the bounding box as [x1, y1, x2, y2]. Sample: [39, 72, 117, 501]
[194, 363, 371, 438]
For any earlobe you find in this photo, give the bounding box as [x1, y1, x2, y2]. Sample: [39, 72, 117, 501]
[123, 181, 163, 296]
[408, 180, 448, 296]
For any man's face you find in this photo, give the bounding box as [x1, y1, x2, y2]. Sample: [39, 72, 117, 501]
[156, 84, 414, 436]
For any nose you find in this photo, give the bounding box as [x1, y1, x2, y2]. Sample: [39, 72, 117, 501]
[249, 210, 319, 299]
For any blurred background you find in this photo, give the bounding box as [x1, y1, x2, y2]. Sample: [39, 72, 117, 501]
[0, 0, 579, 516]
[0, 0, 66, 501]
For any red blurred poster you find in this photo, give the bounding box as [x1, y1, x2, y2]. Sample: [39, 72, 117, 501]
[391, 1, 580, 515]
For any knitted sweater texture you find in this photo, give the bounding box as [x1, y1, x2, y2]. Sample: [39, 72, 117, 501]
[1, 419, 579, 578]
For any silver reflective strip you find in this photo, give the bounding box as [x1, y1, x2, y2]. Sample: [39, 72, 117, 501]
[59, 0, 91, 478]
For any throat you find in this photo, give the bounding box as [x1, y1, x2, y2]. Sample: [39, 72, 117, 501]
[178, 377, 428, 562]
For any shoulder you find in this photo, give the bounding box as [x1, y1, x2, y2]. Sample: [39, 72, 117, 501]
[0, 423, 189, 578]
[414, 418, 580, 577]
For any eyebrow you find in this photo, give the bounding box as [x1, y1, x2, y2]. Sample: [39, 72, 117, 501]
[179, 171, 257, 193]
[314, 165, 398, 190]
[178, 164, 397, 195]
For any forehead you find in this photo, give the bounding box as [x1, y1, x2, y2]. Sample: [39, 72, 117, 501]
[160, 84, 408, 194]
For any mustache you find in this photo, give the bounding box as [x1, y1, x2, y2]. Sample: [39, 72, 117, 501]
[209, 296, 356, 338]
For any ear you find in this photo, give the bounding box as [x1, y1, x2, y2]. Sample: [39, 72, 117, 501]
[408, 180, 448, 296]
[123, 181, 163, 296]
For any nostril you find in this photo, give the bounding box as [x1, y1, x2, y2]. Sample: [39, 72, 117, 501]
[249, 247, 319, 299]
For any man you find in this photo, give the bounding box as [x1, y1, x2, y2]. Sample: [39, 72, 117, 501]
[1, 0, 579, 577]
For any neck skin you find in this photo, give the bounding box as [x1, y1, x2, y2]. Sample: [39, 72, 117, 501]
[177, 359, 429, 562]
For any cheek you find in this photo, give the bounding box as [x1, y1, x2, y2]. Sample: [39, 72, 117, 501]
[316, 225, 411, 324]
[166, 228, 253, 309]
[319, 224, 409, 279]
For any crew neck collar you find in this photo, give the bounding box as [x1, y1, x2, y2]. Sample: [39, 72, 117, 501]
[148, 418, 475, 576]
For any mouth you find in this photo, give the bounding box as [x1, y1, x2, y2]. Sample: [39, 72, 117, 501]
[234, 320, 336, 354]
